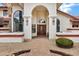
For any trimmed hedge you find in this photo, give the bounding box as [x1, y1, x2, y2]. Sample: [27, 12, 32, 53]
[56, 38, 74, 48]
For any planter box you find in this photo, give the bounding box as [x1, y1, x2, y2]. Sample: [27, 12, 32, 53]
[0, 32, 24, 42]
[56, 32, 79, 42]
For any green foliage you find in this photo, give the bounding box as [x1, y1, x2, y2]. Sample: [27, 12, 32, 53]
[56, 38, 74, 48]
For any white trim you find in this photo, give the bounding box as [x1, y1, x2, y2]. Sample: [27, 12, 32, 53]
[0, 32, 24, 35]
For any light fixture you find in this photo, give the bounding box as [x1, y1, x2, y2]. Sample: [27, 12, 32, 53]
[52, 20, 55, 25]
[26, 20, 28, 25]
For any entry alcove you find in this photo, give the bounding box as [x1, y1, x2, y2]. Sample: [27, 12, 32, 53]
[32, 5, 49, 37]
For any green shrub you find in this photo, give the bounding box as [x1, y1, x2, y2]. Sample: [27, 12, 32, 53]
[56, 38, 74, 48]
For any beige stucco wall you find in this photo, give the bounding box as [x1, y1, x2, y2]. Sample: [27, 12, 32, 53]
[24, 3, 56, 16]
[12, 4, 23, 13]
[57, 13, 72, 32]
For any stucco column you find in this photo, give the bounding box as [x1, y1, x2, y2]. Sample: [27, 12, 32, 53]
[23, 16, 32, 40]
[49, 16, 56, 39]
[11, 12, 14, 32]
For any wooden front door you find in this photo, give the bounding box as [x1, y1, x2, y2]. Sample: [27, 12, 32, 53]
[37, 25, 46, 36]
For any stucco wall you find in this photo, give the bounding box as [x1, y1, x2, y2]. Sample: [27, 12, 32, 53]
[57, 13, 72, 32]
[12, 4, 23, 13]
[24, 3, 56, 16]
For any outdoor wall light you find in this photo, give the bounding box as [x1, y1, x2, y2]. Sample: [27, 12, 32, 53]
[26, 20, 28, 25]
[52, 20, 55, 25]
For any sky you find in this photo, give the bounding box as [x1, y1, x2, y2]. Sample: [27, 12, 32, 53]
[59, 3, 79, 16]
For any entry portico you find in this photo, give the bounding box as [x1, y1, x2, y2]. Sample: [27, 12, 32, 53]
[24, 3, 57, 40]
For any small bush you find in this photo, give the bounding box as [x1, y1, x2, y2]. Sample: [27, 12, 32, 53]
[56, 38, 74, 48]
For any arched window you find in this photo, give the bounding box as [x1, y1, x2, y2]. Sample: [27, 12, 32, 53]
[13, 10, 23, 32]
[56, 18, 60, 32]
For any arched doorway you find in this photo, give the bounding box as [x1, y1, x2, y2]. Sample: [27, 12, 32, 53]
[13, 10, 23, 32]
[32, 5, 49, 37]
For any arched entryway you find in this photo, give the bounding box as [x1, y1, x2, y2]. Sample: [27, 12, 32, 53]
[32, 5, 49, 37]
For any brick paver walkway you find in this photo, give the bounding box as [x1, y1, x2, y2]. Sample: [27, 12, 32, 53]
[0, 37, 79, 56]
[0, 37, 61, 56]
[19, 37, 60, 56]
